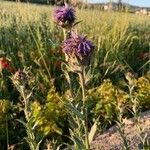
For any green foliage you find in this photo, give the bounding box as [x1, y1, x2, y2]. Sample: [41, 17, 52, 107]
[0, 99, 10, 117]
[0, 99, 10, 140]
[31, 86, 67, 140]
[87, 72, 150, 129]
[87, 79, 128, 128]
[135, 71, 150, 109]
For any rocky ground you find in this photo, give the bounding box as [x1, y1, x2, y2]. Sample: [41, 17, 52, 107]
[91, 110, 150, 150]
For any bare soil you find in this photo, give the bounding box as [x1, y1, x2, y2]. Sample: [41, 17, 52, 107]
[91, 110, 150, 150]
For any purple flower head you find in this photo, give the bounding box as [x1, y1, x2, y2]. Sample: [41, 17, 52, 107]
[63, 32, 94, 57]
[53, 4, 75, 28]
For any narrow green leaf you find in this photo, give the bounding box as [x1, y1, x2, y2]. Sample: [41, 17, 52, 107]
[16, 119, 27, 128]
[65, 103, 84, 120]
[68, 116, 78, 129]
[72, 136, 85, 150]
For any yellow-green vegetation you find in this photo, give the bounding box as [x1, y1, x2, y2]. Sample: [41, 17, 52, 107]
[0, 1, 150, 149]
[87, 71, 150, 129]
[31, 86, 66, 136]
[135, 71, 150, 108]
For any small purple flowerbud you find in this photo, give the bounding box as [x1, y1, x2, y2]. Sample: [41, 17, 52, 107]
[53, 4, 75, 28]
[13, 70, 27, 86]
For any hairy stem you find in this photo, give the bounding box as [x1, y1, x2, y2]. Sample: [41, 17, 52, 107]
[21, 87, 37, 150]
[79, 67, 90, 149]
[63, 29, 74, 98]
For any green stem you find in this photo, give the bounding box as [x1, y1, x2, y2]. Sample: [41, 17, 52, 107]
[63, 29, 67, 40]
[21, 87, 29, 121]
[6, 114, 9, 150]
[63, 29, 69, 61]
[79, 67, 90, 149]
[63, 29, 74, 98]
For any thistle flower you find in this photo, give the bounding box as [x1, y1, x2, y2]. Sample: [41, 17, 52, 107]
[62, 32, 94, 72]
[53, 4, 75, 28]
[63, 32, 94, 58]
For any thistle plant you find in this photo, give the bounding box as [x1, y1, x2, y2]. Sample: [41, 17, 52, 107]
[62, 31, 94, 149]
[11, 70, 43, 150]
[53, 4, 95, 149]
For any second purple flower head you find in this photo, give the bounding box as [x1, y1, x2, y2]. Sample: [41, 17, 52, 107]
[62, 32, 94, 66]
[63, 32, 94, 57]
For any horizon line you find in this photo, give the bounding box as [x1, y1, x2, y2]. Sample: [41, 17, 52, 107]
[87, 0, 150, 8]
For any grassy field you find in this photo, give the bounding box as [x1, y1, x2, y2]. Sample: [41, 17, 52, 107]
[0, 1, 150, 149]
[1, 2, 150, 77]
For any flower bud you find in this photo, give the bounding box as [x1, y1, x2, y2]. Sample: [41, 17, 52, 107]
[125, 72, 136, 86]
[13, 70, 27, 86]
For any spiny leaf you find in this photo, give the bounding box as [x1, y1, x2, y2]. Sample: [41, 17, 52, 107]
[73, 20, 82, 27]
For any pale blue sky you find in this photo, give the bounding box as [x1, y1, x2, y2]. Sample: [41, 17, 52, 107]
[87, 0, 150, 7]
